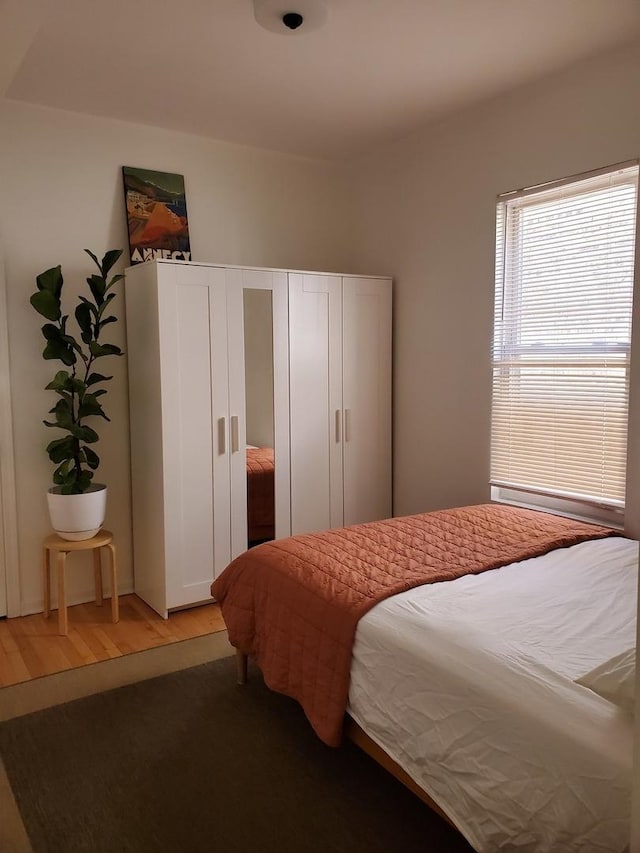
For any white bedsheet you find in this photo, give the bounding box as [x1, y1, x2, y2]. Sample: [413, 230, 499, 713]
[347, 536, 638, 853]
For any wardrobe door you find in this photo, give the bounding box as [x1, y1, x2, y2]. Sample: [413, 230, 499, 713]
[342, 277, 392, 526]
[225, 268, 249, 561]
[159, 264, 231, 605]
[227, 268, 291, 554]
[289, 273, 343, 534]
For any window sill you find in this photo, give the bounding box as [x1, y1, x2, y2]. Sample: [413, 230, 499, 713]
[491, 486, 625, 531]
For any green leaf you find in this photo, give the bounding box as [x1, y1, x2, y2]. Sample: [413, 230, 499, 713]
[98, 292, 117, 314]
[86, 372, 112, 387]
[35, 266, 63, 297]
[79, 393, 109, 420]
[46, 436, 76, 463]
[95, 314, 117, 341]
[47, 373, 84, 395]
[42, 323, 62, 342]
[75, 302, 94, 344]
[30, 290, 61, 321]
[41, 324, 77, 365]
[78, 470, 94, 492]
[83, 446, 100, 470]
[106, 273, 124, 290]
[45, 370, 73, 392]
[85, 250, 101, 271]
[61, 468, 93, 495]
[97, 294, 117, 320]
[78, 296, 99, 317]
[101, 249, 123, 277]
[50, 398, 74, 429]
[92, 389, 108, 398]
[89, 341, 122, 358]
[58, 473, 80, 490]
[87, 274, 106, 306]
[70, 424, 99, 443]
[53, 459, 72, 485]
[43, 339, 76, 365]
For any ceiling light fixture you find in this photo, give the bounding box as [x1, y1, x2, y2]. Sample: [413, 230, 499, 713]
[253, 0, 329, 35]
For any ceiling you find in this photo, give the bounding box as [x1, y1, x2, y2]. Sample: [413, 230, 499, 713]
[3, 0, 640, 160]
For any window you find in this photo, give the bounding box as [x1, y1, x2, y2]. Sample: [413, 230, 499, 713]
[491, 162, 639, 525]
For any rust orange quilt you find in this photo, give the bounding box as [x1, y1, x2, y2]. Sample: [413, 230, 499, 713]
[211, 503, 617, 746]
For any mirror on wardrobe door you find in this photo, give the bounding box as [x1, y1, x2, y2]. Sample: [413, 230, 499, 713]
[243, 288, 275, 548]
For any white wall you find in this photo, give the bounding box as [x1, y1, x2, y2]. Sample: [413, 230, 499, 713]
[348, 41, 640, 525]
[0, 98, 353, 614]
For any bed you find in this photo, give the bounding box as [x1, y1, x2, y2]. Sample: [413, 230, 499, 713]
[246, 446, 275, 544]
[211, 503, 636, 852]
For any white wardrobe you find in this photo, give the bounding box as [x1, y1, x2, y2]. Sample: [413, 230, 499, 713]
[125, 260, 392, 617]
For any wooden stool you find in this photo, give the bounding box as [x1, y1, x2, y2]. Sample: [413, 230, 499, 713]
[43, 529, 119, 635]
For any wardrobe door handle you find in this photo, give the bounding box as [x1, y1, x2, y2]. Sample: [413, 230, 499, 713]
[344, 408, 351, 442]
[231, 416, 239, 453]
[335, 409, 341, 443]
[218, 417, 226, 455]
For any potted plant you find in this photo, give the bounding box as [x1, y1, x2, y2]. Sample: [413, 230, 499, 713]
[30, 249, 124, 540]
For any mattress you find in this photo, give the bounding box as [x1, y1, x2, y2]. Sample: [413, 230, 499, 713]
[348, 536, 637, 853]
[213, 504, 616, 746]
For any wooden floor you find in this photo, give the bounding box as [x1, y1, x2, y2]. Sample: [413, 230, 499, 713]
[0, 595, 225, 688]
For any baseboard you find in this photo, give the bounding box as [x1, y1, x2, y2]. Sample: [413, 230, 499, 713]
[18, 581, 135, 618]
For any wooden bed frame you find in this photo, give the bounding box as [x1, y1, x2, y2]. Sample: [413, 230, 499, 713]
[235, 649, 456, 829]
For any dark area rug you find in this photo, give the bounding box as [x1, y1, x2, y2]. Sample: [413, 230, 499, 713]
[0, 654, 474, 853]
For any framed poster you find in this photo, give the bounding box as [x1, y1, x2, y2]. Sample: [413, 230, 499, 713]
[122, 167, 191, 264]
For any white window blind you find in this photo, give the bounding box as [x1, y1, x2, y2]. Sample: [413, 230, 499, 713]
[491, 163, 639, 517]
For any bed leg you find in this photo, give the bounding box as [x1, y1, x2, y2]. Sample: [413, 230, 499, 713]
[236, 649, 248, 685]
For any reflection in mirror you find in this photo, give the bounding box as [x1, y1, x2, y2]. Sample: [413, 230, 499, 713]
[243, 289, 275, 548]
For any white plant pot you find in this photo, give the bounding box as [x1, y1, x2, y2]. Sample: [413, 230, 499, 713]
[47, 483, 107, 541]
